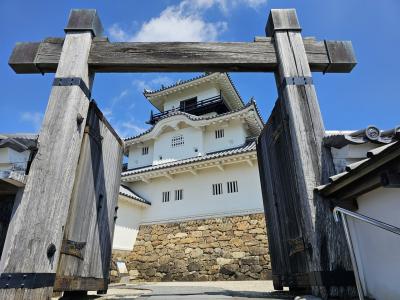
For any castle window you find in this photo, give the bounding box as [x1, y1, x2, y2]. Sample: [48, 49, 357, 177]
[162, 191, 170, 203]
[227, 181, 238, 193]
[175, 189, 183, 201]
[171, 134, 184, 147]
[212, 183, 223, 195]
[215, 129, 224, 139]
[142, 146, 149, 155]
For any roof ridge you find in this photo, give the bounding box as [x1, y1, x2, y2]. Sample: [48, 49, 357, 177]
[143, 73, 213, 96]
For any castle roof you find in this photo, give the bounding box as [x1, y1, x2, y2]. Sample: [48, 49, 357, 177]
[124, 100, 263, 146]
[121, 139, 257, 182]
[143, 73, 244, 112]
[119, 185, 151, 206]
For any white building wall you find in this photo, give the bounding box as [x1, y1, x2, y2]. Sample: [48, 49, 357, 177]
[0, 148, 30, 171]
[126, 162, 263, 224]
[112, 199, 145, 251]
[163, 86, 220, 111]
[153, 127, 203, 165]
[204, 120, 247, 153]
[331, 143, 376, 173]
[348, 187, 400, 299]
[128, 142, 154, 169]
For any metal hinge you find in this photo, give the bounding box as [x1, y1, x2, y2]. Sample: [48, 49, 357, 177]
[288, 236, 308, 256]
[0, 273, 56, 289]
[60, 239, 86, 260]
[53, 77, 91, 99]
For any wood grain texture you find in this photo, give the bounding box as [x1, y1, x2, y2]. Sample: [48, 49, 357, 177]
[257, 13, 356, 298]
[55, 102, 123, 291]
[0, 31, 94, 299]
[8, 38, 356, 74]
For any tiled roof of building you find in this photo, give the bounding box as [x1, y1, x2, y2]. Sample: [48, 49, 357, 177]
[124, 100, 263, 142]
[143, 72, 243, 103]
[0, 133, 38, 152]
[119, 185, 151, 205]
[316, 141, 400, 196]
[324, 126, 400, 148]
[122, 139, 257, 178]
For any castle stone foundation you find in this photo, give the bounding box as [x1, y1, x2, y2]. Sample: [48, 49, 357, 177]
[112, 213, 271, 281]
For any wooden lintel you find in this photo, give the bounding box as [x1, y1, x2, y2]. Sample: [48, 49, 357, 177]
[9, 38, 356, 74]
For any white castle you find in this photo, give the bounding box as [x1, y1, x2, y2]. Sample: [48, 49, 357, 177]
[113, 72, 265, 251]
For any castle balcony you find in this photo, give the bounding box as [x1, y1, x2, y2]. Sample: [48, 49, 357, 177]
[147, 94, 229, 125]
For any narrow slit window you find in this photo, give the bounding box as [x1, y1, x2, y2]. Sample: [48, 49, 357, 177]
[142, 146, 149, 155]
[227, 180, 238, 193]
[215, 129, 224, 139]
[171, 135, 184, 147]
[162, 191, 170, 203]
[175, 189, 183, 200]
[212, 183, 223, 195]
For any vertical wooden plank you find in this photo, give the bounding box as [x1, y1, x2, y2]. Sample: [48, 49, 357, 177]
[261, 9, 354, 298]
[55, 103, 123, 293]
[0, 10, 102, 299]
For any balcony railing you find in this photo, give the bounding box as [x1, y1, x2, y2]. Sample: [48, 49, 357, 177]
[147, 95, 228, 125]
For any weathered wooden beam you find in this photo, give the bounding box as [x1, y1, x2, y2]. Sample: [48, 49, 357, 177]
[0, 9, 101, 299]
[9, 38, 356, 74]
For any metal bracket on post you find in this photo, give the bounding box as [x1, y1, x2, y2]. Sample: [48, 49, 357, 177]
[53, 77, 91, 100]
[282, 76, 313, 89]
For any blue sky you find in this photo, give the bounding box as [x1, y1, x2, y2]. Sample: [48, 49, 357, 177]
[1, 0, 399, 138]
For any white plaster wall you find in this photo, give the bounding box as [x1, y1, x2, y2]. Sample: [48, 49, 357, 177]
[0, 148, 30, 171]
[113, 199, 145, 251]
[163, 86, 220, 111]
[204, 119, 247, 153]
[331, 143, 376, 173]
[347, 187, 400, 299]
[153, 127, 203, 165]
[128, 142, 154, 169]
[0, 148, 10, 165]
[126, 162, 263, 224]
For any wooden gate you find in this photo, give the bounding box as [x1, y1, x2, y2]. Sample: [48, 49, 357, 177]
[3, 7, 358, 299]
[54, 102, 123, 293]
[257, 100, 310, 289]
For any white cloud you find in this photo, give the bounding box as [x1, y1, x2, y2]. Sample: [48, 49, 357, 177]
[108, 0, 267, 42]
[114, 119, 147, 138]
[20, 111, 43, 131]
[132, 76, 174, 93]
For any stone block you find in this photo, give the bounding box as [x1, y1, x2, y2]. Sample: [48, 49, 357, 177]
[216, 257, 233, 266]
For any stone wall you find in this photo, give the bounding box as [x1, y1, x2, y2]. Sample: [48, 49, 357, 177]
[112, 213, 271, 281]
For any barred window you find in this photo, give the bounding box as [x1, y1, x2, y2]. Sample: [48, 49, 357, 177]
[212, 183, 223, 195]
[227, 181, 238, 193]
[171, 135, 184, 147]
[162, 191, 170, 203]
[215, 129, 224, 139]
[175, 189, 183, 200]
[142, 146, 149, 155]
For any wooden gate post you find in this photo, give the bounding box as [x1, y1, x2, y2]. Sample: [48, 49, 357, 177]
[264, 9, 354, 297]
[0, 10, 102, 299]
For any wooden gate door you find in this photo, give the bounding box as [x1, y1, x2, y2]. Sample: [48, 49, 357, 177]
[54, 102, 123, 293]
[257, 99, 310, 290]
